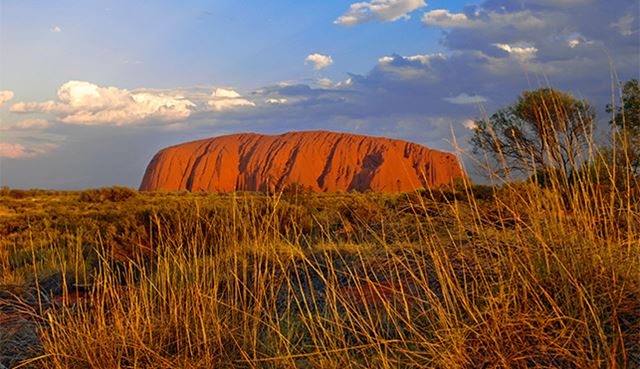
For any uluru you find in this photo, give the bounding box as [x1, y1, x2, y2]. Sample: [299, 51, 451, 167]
[139, 131, 464, 192]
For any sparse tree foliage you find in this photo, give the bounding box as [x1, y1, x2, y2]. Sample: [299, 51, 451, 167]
[470, 88, 594, 177]
[606, 79, 640, 174]
[607, 79, 640, 131]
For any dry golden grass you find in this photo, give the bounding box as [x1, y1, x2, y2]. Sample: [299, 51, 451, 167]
[1, 100, 639, 368]
[0, 169, 636, 368]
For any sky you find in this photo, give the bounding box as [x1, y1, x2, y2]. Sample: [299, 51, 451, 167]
[0, 0, 638, 189]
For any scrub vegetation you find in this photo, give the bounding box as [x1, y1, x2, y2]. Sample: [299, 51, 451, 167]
[1, 84, 639, 368]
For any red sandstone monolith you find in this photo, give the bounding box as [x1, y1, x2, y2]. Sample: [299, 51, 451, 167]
[139, 131, 463, 192]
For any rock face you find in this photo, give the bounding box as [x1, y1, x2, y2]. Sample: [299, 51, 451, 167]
[139, 131, 464, 192]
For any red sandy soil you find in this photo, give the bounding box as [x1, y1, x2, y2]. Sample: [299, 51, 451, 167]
[140, 130, 463, 192]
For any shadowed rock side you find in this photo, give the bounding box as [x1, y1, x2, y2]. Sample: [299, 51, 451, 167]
[139, 131, 464, 192]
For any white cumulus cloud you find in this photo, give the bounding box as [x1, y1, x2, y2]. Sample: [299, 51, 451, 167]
[566, 34, 594, 49]
[336, 78, 353, 88]
[421, 9, 474, 28]
[610, 14, 635, 36]
[421, 9, 544, 29]
[444, 93, 488, 105]
[212, 88, 242, 99]
[266, 98, 288, 104]
[335, 0, 426, 27]
[50, 26, 62, 33]
[12, 118, 49, 130]
[378, 53, 445, 65]
[208, 88, 255, 111]
[493, 43, 538, 62]
[375, 53, 446, 79]
[305, 53, 334, 70]
[405, 54, 445, 64]
[10, 81, 194, 125]
[0, 142, 57, 158]
[317, 78, 334, 88]
[0, 90, 15, 106]
[378, 56, 395, 64]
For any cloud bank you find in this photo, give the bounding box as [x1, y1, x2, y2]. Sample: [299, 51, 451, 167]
[10, 81, 195, 125]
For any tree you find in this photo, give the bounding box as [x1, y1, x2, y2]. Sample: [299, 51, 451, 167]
[607, 79, 640, 132]
[605, 79, 640, 174]
[470, 88, 594, 177]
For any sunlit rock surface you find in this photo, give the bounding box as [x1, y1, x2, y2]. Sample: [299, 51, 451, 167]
[140, 131, 464, 192]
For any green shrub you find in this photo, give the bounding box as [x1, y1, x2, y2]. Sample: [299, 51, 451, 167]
[79, 186, 137, 203]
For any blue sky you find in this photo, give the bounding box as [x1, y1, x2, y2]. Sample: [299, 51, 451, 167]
[0, 0, 638, 189]
[1, 1, 472, 91]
